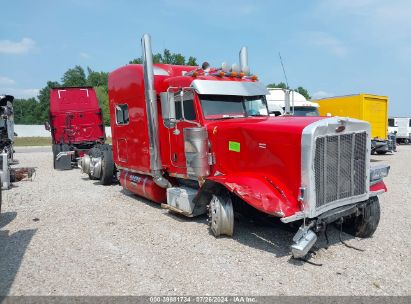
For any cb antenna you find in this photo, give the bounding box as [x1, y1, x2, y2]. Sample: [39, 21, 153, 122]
[279, 52, 289, 89]
[279, 52, 294, 115]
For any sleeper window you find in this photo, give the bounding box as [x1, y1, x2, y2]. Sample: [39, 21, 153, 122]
[116, 104, 129, 125]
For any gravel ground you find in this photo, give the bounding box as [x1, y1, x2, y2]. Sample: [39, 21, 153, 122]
[0, 145, 410, 296]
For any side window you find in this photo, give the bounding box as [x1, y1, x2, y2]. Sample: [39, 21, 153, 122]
[174, 90, 196, 121]
[115, 104, 129, 125]
[388, 118, 394, 127]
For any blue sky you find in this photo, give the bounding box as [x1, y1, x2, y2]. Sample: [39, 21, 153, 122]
[1, 0, 410, 116]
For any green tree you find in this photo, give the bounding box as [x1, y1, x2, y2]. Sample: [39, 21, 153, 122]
[267, 82, 311, 99]
[37, 81, 60, 123]
[61, 65, 86, 87]
[87, 67, 108, 87]
[129, 49, 197, 66]
[94, 85, 110, 126]
[267, 82, 289, 89]
[187, 56, 197, 66]
[295, 86, 311, 100]
[14, 98, 39, 124]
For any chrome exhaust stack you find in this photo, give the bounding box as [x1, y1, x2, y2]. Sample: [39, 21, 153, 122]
[239, 46, 250, 75]
[141, 34, 170, 188]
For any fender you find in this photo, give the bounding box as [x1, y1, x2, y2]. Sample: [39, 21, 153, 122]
[205, 172, 301, 218]
[370, 180, 387, 196]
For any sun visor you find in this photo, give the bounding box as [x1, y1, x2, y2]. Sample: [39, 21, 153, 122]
[191, 80, 268, 96]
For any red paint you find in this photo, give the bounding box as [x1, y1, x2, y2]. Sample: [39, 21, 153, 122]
[49, 87, 105, 145]
[120, 170, 167, 204]
[370, 180, 387, 194]
[108, 63, 386, 218]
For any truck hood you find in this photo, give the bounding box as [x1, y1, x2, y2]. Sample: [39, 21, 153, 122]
[204, 116, 326, 216]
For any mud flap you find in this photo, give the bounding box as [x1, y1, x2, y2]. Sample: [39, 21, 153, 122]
[54, 151, 74, 170]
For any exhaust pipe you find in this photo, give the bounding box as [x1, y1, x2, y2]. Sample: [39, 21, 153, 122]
[284, 90, 291, 115]
[239, 46, 250, 75]
[141, 34, 170, 188]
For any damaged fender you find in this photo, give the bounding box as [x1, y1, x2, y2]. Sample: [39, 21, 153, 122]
[204, 173, 301, 218]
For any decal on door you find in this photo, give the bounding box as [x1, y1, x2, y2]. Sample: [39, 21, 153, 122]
[228, 141, 240, 152]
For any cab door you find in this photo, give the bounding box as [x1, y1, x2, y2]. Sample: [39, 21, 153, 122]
[168, 90, 199, 173]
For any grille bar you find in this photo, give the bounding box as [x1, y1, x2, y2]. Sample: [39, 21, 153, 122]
[314, 132, 367, 209]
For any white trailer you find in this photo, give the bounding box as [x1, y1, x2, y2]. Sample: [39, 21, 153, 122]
[394, 117, 411, 144]
[266, 88, 319, 116]
[388, 118, 398, 134]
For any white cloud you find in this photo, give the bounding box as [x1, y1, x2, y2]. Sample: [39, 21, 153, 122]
[0, 38, 36, 54]
[304, 31, 348, 57]
[0, 88, 39, 99]
[312, 90, 332, 99]
[79, 52, 90, 58]
[0, 76, 16, 86]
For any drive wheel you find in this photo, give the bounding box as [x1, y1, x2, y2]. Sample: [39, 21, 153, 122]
[342, 197, 380, 238]
[87, 147, 102, 180]
[404, 138, 410, 145]
[100, 149, 114, 185]
[376, 151, 387, 155]
[208, 193, 234, 237]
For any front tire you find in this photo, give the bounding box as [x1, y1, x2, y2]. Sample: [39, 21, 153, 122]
[343, 197, 380, 238]
[208, 193, 234, 237]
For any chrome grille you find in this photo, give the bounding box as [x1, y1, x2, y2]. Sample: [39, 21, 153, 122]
[314, 132, 367, 208]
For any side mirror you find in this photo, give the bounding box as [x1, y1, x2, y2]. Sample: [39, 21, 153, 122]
[44, 121, 51, 131]
[160, 92, 176, 128]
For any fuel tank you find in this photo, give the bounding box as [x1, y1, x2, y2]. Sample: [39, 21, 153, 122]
[119, 170, 166, 204]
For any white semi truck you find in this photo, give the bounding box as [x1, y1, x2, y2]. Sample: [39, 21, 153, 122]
[266, 88, 319, 116]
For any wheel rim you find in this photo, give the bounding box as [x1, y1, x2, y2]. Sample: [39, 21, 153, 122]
[208, 195, 234, 236]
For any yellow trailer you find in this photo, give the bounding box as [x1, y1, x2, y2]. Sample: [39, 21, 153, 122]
[313, 94, 393, 154]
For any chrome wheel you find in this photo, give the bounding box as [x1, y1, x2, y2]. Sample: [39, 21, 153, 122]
[208, 194, 234, 237]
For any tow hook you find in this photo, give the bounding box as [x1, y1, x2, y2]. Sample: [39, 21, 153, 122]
[291, 223, 318, 258]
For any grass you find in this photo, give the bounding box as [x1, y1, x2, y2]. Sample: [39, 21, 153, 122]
[13, 137, 112, 146]
[14, 137, 52, 146]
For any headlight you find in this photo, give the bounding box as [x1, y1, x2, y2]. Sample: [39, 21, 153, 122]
[370, 164, 390, 181]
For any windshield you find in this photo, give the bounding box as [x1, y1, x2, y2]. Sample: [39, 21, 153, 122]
[292, 106, 319, 117]
[200, 94, 268, 119]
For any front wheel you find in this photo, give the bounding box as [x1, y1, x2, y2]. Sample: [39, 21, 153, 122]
[342, 197, 380, 238]
[208, 194, 234, 237]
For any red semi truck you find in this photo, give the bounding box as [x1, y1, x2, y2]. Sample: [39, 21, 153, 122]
[82, 34, 389, 258]
[47, 87, 107, 170]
